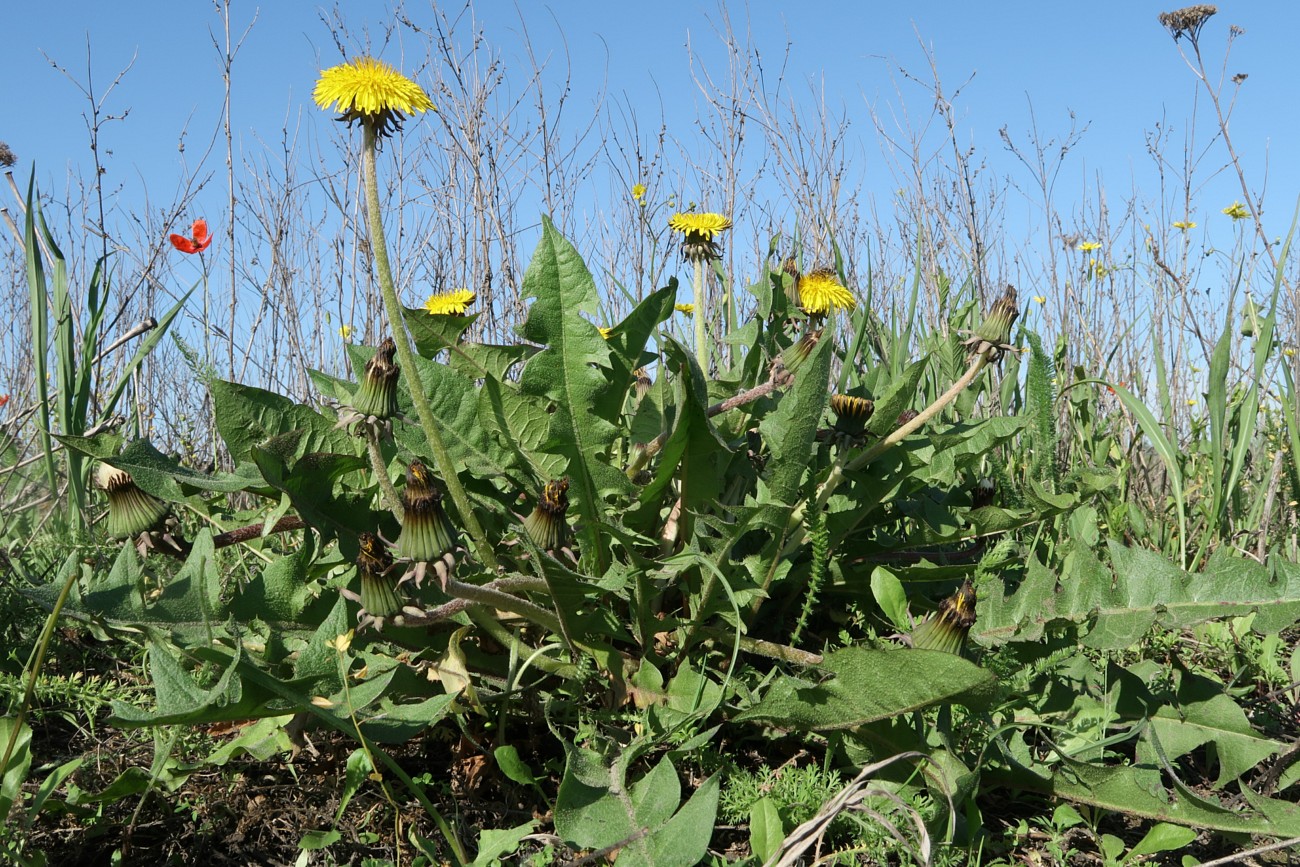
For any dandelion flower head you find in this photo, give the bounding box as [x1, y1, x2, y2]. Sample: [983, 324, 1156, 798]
[422, 288, 476, 316]
[796, 268, 856, 314]
[314, 56, 435, 138]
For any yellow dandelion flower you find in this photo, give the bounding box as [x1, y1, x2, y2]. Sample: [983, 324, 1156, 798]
[1222, 201, 1250, 220]
[668, 211, 732, 262]
[632, 183, 646, 201]
[422, 288, 476, 316]
[1078, 241, 1101, 252]
[1033, 295, 1046, 304]
[338, 324, 354, 341]
[598, 326, 613, 340]
[313, 56, 435, 138]
[1172, 220, 1197, 230]
[668, 212, 732, 239]
[797, 268, 856, 314]
[1285, 347, 1296, 357]
[674, 303, 695, 315]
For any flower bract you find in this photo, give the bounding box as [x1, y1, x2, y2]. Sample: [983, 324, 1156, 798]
[169, 219, 213, 254]
[96, 462, 169, 539]
[398, 460, 458, 562]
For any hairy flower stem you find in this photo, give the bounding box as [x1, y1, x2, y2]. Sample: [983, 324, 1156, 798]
[360, 126, 496, 570]
[364, 430, 402, 518]
[692, 258, 708, 371]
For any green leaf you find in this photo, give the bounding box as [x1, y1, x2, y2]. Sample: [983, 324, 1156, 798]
[0, 718, 32, 820]
[494, 744, 540, 786]
[736, 647, 997, 730]
[467, 819, 540, 867]
[517, 217, 635, 569]
[749, 797, 785, 865]
[212, 379, 353, 464]
[1125, 822, 1198, 861]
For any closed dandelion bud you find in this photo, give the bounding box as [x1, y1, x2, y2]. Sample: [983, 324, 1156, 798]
[972, 477, 996, 509]
[632, 368, 653, 400]
[830, 394, 874, 434]
[779, 327, 823, 375]
[524, 478, 570, 551]
[909, 581, 977, 655]
[96, 462, 169, 539]
[964, 285, 1019, 357]
[357, 532, 402, 618]
[397, 460, 457, 561]
[351, 338, 400, 419]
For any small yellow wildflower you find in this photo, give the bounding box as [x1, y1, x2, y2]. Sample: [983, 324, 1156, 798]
[327, 630, 355, 653]
[1088, 258, 1110, 280]
[796, 268, 857, 315]
[1172, 220, 1197, 230]
[313, 56, 435, 138]
[1222, 202, 1250, 220]
[338, 324, 354, 341]
[632, 183, 646, 201]
[674, 303, 695, 315]
[1187, 399, 1198, 406]
[1079, 241, 1101, 252]
[1285, 347, 1296, 358]
[422, 288, 476, 316]
[1033, 295, 1046, 304]
[668, 212, 732, 262]
[598, 326, 613, 340]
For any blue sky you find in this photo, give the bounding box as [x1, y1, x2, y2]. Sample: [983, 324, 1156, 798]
[6, 2, 1299, 306]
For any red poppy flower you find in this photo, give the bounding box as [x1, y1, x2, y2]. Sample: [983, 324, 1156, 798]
[0, 395, 8, 409]
[169, 218, 213, 254]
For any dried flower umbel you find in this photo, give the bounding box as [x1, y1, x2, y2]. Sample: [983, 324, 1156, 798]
[1158, 5, 1216, 41]
[397, 460, 458, 564]
[96, 463, 169, 539]
[524, 478, 571, 553]
[909, 581, 977, 655]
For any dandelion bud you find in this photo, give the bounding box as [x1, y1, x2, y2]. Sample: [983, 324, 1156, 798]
[963, 285, 1019, 358]
[356, 531, 402, 618]
[632, 368, 653, 400]
[397, 460, 457, 562]
[778, 327, 823, 375]
[351, 338, 400, 419]
[909, 581, 977, 655]
[972, 477, 996, 509]
[95, 462, 169, 539]
[830, 394, 874, 435]
[524, 477, 570, 551]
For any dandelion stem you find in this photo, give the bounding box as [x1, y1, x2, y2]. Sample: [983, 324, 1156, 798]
[359, 126, 497, 571]
[692, 257, 708, 371]
[363, 430, 402, 518]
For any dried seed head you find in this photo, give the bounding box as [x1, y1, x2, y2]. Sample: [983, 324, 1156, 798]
[632, 368, 653, 400]
[1158, 5, 1216, 40]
